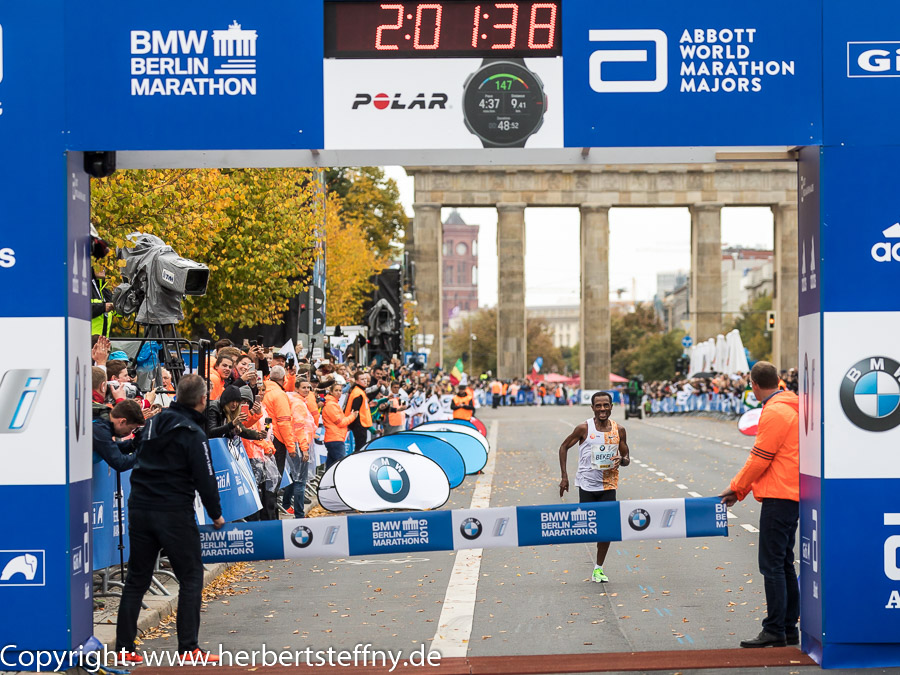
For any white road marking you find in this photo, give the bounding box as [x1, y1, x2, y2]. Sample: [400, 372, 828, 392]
[727, 511, 737, 519]
[430, 421, 498, 657]
[639, 463, 648, 468]
[664, 477, 675, 483]
[676, 484, 688, 490]
[654, 471, 666, 477]
[687, 491, 703, 498]
[645, 420, 750, 453]
[741, 524, 760, 533]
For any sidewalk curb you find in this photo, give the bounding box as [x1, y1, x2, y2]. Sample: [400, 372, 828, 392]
[93, 563, 233, 650]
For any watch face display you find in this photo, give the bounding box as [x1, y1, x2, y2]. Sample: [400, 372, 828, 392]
[463, 61, 546, 146]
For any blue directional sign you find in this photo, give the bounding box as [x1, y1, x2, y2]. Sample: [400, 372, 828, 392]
[562, 0, 822, 147]
[681, 336, 693, 348]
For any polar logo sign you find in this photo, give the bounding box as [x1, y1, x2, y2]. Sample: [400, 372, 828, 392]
[352, 93, 448, 110]
[628, 508, 651, 531]
[871, 223, 900, 263]
[0, 247, 14, 268]
[460, 517, 482, 540]
[290, 525, 313, 549]
[589, 29, 667, 93]
[840, 357, 900, 432]
[848, 42, 900, 78]
[129, 21, 258, 97]
[369, 456, 410, 503]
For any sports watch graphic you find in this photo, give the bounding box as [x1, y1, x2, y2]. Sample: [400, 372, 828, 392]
[463, 58, 547, 148]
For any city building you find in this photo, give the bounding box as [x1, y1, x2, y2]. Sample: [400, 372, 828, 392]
[527, 305, 579, 348]
[442, 210, 479, 327]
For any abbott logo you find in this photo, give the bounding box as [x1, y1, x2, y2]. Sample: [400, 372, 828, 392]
[589, 29, 667, 93]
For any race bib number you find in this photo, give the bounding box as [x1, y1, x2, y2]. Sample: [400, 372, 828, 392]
[590, 444, 616, 470]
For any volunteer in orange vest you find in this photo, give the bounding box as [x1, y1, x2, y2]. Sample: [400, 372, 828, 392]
[720, 361, 799, 649]
[209, 354, 233, 401]
[344, 372, 373, 451]
[383, 380, 409, 435]
[242, 397, 277, 521]
[490, 379, 503, 409]
[322, 381, 358, 468]
[262, 365, 296, 480]
[451, 383, 476, 421]
[284, 384, 314, 517]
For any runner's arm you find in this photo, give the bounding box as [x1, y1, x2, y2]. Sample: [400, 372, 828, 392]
[617, 425, 630, 466]
[558, 423, 586, 496]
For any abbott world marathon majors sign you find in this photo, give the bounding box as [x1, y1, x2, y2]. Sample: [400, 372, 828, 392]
[198, 497, 727, 563]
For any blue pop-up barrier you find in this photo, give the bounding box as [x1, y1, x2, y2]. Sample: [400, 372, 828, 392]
[196, 438, 262, 524]
[199, 497, 728, 563]
[362, 433, 466, 488]
[91, 462, 131, 571]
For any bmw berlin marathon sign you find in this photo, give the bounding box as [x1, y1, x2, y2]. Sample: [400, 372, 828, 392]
[130, 22, 257, 97]
[840, 357, 900, 432]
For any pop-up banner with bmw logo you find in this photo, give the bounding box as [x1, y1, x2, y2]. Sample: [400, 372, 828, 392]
[562, 0, 822, 147]
[198, 497, 726, 563]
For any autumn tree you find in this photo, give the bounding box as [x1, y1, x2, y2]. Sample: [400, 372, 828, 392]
[731, 293, 773, 362]
[445, 307, 563, 375]
[91, 168, 319, 337]
[324, 193, 387, 326]
[326, 167, 409, 257]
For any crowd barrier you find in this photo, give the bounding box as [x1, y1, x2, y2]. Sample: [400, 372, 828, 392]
[647, 393, 750, 418]
[198, 497, 727, 563]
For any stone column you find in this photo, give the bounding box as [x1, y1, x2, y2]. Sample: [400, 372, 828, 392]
[579, 204, 611, 391]
[496, 203, 527, 379]
[412, 202, 443, 367]
[689, 203, 723, 342]
[773, 201, 799, 372]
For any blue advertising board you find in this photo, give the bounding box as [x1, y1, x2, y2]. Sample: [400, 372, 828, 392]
[562, 0, 822, 148]
[65, 1, 324, 151]
[822, 1, 900, 146]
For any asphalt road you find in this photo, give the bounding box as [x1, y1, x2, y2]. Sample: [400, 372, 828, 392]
[139, 406, 896, 674]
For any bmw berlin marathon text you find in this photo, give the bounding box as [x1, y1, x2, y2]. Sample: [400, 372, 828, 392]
[590, 28, 796, 94]
[130, 23, 258, 96]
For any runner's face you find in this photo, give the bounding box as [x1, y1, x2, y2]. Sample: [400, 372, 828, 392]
[592, 397, 612, 419]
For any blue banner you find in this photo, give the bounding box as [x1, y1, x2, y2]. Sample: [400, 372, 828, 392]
[199, 498, 727, 563]
[65, 0, 324, 151]
[562, 0, 821, 148]
[199, 438, 262, 523]
[91, 464, 131, 572]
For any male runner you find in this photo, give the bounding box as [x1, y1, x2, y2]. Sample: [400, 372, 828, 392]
[558, 391, 630, 582]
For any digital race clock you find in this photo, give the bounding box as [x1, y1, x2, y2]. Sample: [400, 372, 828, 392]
[324, 1, 561, 59]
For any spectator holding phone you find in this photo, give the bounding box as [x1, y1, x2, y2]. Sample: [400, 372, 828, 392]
[206, 386, 264, 441]
[322, 380, 358, 468]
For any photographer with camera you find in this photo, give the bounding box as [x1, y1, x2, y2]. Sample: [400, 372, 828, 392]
[115, 374, 223, 666]
[92, 399, 144, 472]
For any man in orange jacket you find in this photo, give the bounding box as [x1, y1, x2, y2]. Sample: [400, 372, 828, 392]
[262, 365, 296, 479]
[720, 361, 799, 649]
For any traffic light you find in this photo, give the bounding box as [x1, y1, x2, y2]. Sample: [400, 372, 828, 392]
[766, 310, 776, 332]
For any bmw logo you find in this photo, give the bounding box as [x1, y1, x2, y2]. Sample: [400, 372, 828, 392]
[840, 357, 900, 432]
[628, 508, 651, 531]
[290, 525, 314, 548]
[460, 517, 483, 540]
[369, 457, 410, 503]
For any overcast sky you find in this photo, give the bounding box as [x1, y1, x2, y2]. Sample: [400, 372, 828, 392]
[383, 166, 774, 308]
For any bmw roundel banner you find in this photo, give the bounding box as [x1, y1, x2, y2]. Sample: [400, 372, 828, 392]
[315, 464, 349, 512]
[332, 449, 451, 512]
[199, 497, 727, 563]
[362, 433, 466, 488]
[408, 429, 487, 475]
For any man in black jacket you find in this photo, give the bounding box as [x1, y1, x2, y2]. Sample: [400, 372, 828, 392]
[115, 374, 224, 665]
[92, 399, 144, 472]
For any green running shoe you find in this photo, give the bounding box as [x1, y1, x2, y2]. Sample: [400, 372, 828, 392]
[592, 566, 609, 583]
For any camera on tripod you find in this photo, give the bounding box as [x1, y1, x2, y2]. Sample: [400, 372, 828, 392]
[112, 233, 208, 325]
